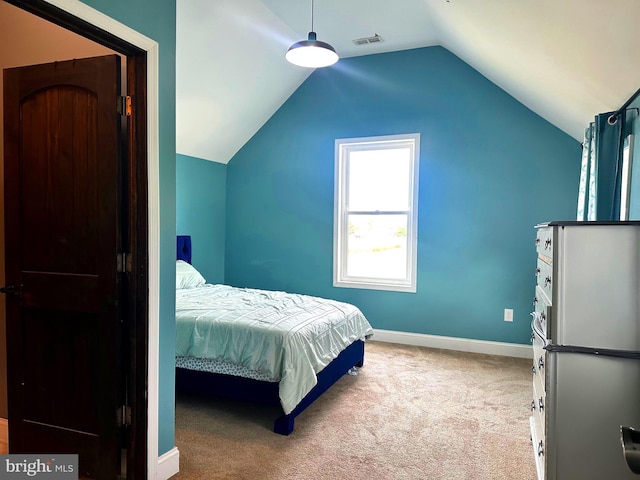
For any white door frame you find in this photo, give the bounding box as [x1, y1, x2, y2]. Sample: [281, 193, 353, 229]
[41, 1, 162, 478]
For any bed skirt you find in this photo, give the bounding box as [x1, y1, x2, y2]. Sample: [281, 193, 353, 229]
[175, 339, 366, 435]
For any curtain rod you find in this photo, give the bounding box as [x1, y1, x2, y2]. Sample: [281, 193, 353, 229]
[608, 87, 640, 125]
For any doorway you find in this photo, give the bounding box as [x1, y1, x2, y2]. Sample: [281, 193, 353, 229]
[0, 0, 160, 478]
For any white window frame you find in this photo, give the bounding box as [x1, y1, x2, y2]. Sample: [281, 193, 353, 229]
[620, 134, 634, 220]
[333, 133, 420, 293]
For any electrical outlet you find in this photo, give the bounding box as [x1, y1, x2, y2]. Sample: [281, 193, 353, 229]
[504, 308, 514, 322]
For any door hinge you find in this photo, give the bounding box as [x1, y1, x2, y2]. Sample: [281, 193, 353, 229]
[117, 253, 132, 273]
[117, 404, 130, 479]
[118, 95, 132, 116]
[117, 405, 132, 427]
[119, 447, 127, 480]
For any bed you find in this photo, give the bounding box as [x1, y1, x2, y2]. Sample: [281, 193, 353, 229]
[174, 235, 374, 435]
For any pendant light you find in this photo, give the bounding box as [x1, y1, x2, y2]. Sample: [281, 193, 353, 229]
[286, 0, 339, 68]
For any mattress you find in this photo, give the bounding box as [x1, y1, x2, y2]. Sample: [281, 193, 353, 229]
[175, 284, 373, 414]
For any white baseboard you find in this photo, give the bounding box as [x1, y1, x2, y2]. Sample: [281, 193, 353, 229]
[157, 447, 179, 480]
[371, 329, 532, 358]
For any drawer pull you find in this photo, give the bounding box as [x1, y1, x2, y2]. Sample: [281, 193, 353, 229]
[530, 332, 534, 343]
[538, 397, 544, 411]
[545, 238, 552, 250]
[536, 237, 541, 246]
[533, 296, 538, 306]
[544, 276, 552, 287]
[538, 356, 544, 369]
[532, 366, 536, 376]
[531, 400, 536, 412]
[535, 267, 541, 277]
[538, 440, 544, 457]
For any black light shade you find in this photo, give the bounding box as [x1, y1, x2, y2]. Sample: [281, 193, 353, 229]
[286, 1, 339, 68]
[286, 32, 338, 68]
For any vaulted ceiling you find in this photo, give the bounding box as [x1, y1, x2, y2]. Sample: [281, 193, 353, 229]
[177, 0, 640, 164]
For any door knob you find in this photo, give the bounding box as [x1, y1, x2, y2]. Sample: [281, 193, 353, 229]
[0, 284, 22, 297]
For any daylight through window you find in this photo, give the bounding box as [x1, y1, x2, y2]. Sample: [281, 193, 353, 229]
[334, 134, 419, 292]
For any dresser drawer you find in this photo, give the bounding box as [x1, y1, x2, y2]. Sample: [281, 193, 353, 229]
[536, 227, 554, 261]
[533, 285, 552, 334]
[533, 334, 547, 391]
[530, 396, 546, 480]
[536, 258, 553, 305]
[532, 375, 546, 437]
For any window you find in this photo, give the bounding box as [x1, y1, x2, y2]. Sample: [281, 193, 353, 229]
[619, 134, 634, 220]
[334, 133, 420, 292]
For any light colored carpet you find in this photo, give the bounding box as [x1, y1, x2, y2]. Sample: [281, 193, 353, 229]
[174, 340, 536, 480]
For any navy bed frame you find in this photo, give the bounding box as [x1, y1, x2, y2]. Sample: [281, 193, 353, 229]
[175, 235, 366, 435]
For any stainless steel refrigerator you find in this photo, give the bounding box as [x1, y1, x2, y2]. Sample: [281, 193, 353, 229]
[530, 221, 640, 480]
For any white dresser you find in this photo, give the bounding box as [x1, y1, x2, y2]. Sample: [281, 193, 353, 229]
[530, 221, 640, 480]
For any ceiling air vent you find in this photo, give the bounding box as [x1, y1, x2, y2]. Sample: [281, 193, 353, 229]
[353, 34, 383, 46]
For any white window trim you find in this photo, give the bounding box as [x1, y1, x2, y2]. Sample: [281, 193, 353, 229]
[333, 133, 420, 293]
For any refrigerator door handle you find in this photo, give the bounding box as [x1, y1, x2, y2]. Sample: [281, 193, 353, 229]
[621, 426, 640, 474]
[544, 343, 640, 360]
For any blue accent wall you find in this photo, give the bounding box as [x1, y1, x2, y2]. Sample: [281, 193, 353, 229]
[226, 46, 581, 345]
[177, 154, 226, 283]
[82, 0, 177, 456]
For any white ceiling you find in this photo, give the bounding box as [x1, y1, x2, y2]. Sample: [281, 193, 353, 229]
[177, 0, 640, 164]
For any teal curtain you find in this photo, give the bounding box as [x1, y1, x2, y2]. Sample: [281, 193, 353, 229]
[577, 112, 622, 220]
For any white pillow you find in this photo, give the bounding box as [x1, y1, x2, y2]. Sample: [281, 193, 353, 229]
[176, 260, 206, 289]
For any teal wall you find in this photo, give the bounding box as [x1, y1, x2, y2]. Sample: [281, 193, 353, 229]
[176, 154, 226, 283]
[82, 0, 177, 456]
[225, 46, 581, 345]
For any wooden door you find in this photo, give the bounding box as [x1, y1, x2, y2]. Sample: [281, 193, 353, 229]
[3, 55, 126, 479]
